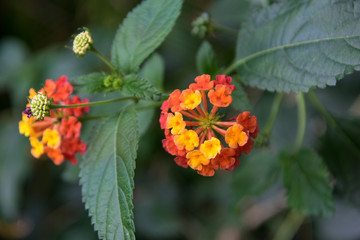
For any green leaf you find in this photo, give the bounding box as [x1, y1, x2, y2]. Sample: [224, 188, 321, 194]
[111, 0, 183, 74]
[80, 106, 139, 240]
[231, 80, 252, 111]
[196, 41, 220, 76]
[122, 74, 164, 101]
[235, 0, 360, 93]
[72, 72, 108, 93]
[139, 53, 164, 91]
[281, 148, 334, 217]
[232, 150, 280, 201]
[138, 53, 165, 135]
[319, 117, 360, 205]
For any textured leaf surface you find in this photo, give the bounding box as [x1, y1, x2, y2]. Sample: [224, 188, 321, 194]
[122, 74, 164, 101]
[72, 72, 108, 93]
[281, 148, 334, 217]
[196, 41, 220, 76]
[232, 150, 280, 201]
[80, 106, 139, 240]
[235, 0, 360, 93]
[231, 81, 252, 111]
[138, 54, 165, 135]
[111, 0, 183, 73]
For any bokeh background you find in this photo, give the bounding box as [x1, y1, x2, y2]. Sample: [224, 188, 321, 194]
[1, 0, 360, 239]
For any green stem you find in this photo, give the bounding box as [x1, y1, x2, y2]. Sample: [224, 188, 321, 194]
[263, 93, 284, 137]
[50, 96, 138, 109]
[272, 210, 306, 240]
[294, 92, 306, 153]
[307, 91, 360, 156]
[212, 23, 238, 36]
[90, 46, 118, 74]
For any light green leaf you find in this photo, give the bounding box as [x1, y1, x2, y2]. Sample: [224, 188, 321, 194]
[122, 74, 164, 101]
[235, 0, 360, 93]
[138, 53, 165, 135]
[111, 0, 183, 74]
[196, 41, 220, 76]
[72, 72, 108, 93]
[232, 150, 280, 201]
[80, 106, 139, 240]
[139, 53, 164, 91]
[281, 148, 334, 217]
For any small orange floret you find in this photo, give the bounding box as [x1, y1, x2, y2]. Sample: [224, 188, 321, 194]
[45, 147, 64, 165]
[200, 137, 221, 159]
[225, 124, 249, 149]
[208, 85, 233, 107]
[174, 129, 199, 151]
[212, 148, 236, 170]
[166, 112, 186, 135]
[180, 89, 202, 110]
[169, 89, 182, 112]
[236, 111, 259, 138]
[189, 74, 214, 91]
[212, 75, 235, 91]
[186, 150, 210, 171]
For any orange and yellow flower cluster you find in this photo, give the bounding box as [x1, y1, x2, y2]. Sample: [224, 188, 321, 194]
[19, 75, 89, 165]
[160, 74, 258, 176]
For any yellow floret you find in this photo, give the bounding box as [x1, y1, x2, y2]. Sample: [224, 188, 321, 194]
[186, 150, 210, 171]
[30, 137, 44, 158]
[174, 129, 199, 151]
[19, 114, 35, 137]
[166, 112, 186, 135]
[42, 128, 61, 149]
[200, 137, 221, 159]
[180, 89, 202, 110]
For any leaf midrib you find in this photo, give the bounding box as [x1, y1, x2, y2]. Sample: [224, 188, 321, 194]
[226, 34, 360, 75]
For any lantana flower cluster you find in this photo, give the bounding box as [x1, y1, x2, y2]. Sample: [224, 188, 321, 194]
[160, 74, 259, 176]
[19, 75, 89, 165]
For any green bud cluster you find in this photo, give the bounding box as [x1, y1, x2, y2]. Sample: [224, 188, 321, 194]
[191, 13, 211, 38]
[30, 92, 52, 120]
[103, 75, 122, 90]
[73, 30, 93, 56]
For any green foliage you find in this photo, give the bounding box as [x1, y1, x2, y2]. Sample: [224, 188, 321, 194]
[0, 119, 29, 220]
[235, 0, 360, 93]
[320, 117, 360, 205]
[138, 53, 165, 135]
[122, 74, 164, 101]
[281, 148, 334, 217]
[71, 72, 110, 93]
[196, 41, 220, 76]
[80, 106, 139, 240]
[231, 80, 252, 111]
[111, 0, 183, 74]
[232, 150, 280, 201]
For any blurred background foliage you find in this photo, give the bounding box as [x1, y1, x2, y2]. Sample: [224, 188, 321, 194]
[0, 0, 360, 239]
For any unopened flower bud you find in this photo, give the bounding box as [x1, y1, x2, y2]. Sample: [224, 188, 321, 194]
[30, 92, 51, 120]
[112, 77, 122, 90]
[73, 30, 93, 56]
[191, 13, 211, 38]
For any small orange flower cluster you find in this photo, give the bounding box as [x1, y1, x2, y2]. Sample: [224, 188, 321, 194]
[160, 74, 259, 176]
[19, 75, 89, 165]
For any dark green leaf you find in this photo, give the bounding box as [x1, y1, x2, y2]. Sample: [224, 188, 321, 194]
[72, 72, 108, 93]
[231, 80, 252, 111]
[138, 54, 165, 135]
[196, 41, 220, 76]
[319, 117, 360, 205]
[232, 150, 280, 201]
[122, 74, 164, 101]
[281, 148, 334, 217]
[80, 106, 139, 240]
[111, 0, 183, 74]
[235, 0, 360, 93]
